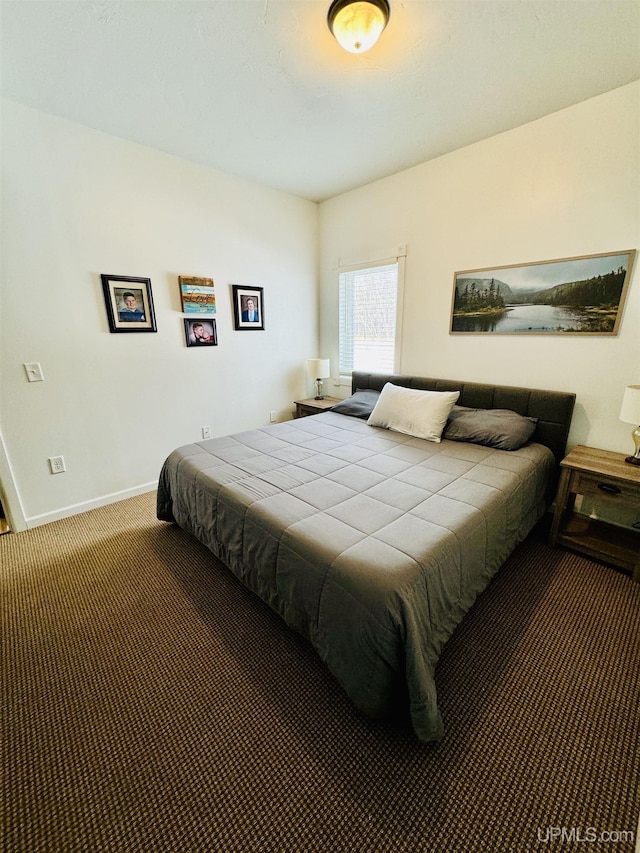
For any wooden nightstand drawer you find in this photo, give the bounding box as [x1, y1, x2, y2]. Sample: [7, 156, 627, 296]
[570, 470, 640, 504]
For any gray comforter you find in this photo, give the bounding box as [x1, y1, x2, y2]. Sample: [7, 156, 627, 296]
[157, 411, 555, 741]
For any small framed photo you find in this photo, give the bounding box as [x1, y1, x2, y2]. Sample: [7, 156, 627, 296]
[179, 275, 216, 315]
[184, 318, 218, 347]
[101, 274, 157, 333]
[232, 285, 264, 331]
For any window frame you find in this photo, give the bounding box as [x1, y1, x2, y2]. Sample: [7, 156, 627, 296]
[337, 247, 406, 381]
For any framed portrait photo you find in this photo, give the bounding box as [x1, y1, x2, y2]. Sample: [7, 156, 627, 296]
[101, 274, 157, 333]
[232, 285, 264, 331]
[184, 318, 218, 347]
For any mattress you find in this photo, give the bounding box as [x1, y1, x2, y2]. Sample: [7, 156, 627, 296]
[157, 409, 556, 741]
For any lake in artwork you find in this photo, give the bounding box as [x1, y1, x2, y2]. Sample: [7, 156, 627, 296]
[453, 304, 604, 334]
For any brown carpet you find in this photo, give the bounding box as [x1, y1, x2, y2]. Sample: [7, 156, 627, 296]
[2, 492, 639, 852]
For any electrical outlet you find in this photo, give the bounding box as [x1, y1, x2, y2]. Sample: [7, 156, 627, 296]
[202, 426, 212, 439]
[49, 456, 66, 474]
[270, 411, 277, 423]
[24, 362, 44, 382]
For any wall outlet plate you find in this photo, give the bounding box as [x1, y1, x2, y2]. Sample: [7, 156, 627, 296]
[24, 362, 44, 382]
[48, 456, 65, 474]
[202, 426, 212, 439]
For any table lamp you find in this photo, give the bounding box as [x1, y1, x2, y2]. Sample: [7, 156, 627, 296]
[307, 359, 331, 400]
[619, 385, 640, 465]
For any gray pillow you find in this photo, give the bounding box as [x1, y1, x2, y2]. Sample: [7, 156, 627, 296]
[331, 388, 380, 419]
[443, 406, 538, 451]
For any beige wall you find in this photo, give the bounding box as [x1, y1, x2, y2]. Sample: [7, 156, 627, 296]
[319, 82, 640, 455]
[3, 83, 639, 529]
[1, 100, 319, 528]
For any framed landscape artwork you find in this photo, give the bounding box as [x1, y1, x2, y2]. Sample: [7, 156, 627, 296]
[101, 274, 157, 333]
[450, 249, 636, 335]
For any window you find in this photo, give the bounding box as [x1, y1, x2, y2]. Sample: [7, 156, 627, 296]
[338, 259, 403, 375]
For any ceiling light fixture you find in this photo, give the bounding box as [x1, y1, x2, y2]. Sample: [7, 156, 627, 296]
[327, 0, 390, 54]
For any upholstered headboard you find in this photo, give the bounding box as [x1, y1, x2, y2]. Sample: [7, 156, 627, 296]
[351, 371, 576, 466]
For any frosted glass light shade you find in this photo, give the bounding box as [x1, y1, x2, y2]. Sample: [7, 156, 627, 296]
[327, 0, 389, 54]
[619, 385, 640, 424]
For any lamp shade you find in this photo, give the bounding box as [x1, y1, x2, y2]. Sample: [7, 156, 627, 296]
[327, 0, 389, 54]
[620, 385, 640, 424]
[307, 358, 331, 380]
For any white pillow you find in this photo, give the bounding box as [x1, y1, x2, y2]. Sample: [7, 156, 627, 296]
[367, 383, 460, 442]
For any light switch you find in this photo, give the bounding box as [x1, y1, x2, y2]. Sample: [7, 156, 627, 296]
[24, 363, 44, 382]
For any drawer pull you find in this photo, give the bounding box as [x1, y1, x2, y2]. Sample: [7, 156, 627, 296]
[597, 483, 621, 495]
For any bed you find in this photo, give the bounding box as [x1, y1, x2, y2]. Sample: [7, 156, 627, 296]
[157, 372, 575, 741]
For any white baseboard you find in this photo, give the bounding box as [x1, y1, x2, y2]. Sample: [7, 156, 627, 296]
[25, 482, 158, 529]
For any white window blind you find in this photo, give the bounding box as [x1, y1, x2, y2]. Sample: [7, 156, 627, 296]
[339, 262, 399, 374]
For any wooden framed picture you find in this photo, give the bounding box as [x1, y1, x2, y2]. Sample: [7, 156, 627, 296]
[179, 275, 216, 315]
[450, 249, 636, 335]
[184, 318, 218, 347]
[232, 285, 264, 331]
[101, 274, 157, 333]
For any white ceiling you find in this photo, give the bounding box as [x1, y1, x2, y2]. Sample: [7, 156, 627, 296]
[2, 1, 639, 202]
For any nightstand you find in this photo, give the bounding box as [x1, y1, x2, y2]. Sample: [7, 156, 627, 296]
[294, 397, 340, 418]
[548, 445, 640, 581]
